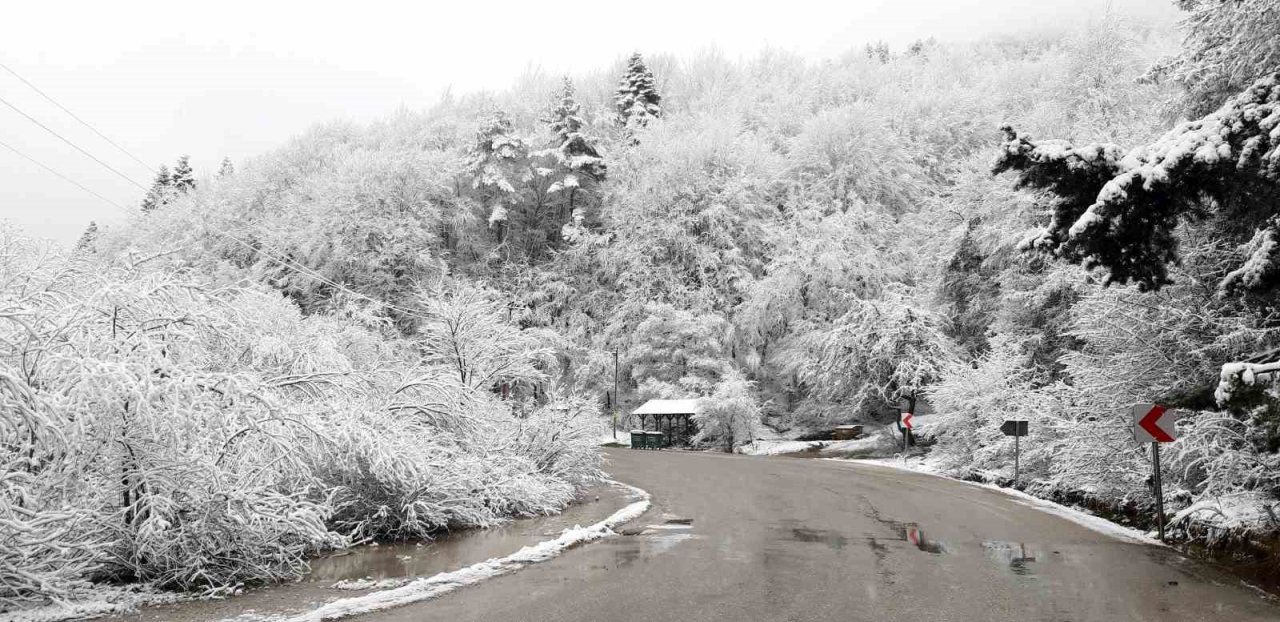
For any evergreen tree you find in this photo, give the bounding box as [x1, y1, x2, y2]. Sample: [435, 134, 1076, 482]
[1151, 0, 1280, 115]
[172, 155, 196, 193]
[540, 77, 607, 234]
[545, 77, 606, 181]
[995, 73, 1280, 294]
[140, 165, 173, 212]
[614, 53, 663, 135]
[465, 110, 529, 241]
[74, 221, 98, 254]
[217, 157, 234, 178]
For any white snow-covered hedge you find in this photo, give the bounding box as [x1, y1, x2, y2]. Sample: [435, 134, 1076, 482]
[0, 228, 602, 611]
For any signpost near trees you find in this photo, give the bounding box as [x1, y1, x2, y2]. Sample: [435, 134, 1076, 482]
[1000, 420, 1029, 485]
[899, 411, 914, 452]
[1132, 403, 1180, 542]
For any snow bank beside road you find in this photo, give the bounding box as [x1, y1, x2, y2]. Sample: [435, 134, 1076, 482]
[267, 481, 651, 622]
[738, 440, 827, 456]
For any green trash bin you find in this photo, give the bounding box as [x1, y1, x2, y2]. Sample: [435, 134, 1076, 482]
[648, 430, 666, 450]
[630, 430, 648, 450]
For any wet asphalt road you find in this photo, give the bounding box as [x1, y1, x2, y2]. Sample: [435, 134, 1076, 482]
[365, 449, 1280, 622]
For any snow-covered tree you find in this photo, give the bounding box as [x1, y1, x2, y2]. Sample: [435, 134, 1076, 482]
[538, 77, 606, 226]
[626, 303, 732, 399]
[782, 289, 957, 421]
[140, 165, 173, 212]
[695, 370, 763, 451]
[995, 72, 1280, 294]
[543, 77, 606, 182]
[1152, 0, 1280, 115]
[217, 156, 235, 177]
[417, 286, 554, 394]
[0, 224, 602, 608]
[615, 53, 663, 136]
[171, 155, 195, 193]
[73, 221, 98, 254]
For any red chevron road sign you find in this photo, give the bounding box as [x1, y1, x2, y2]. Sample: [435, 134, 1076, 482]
[900, 412, 914, 430]
[1132, 403, 1177, 443]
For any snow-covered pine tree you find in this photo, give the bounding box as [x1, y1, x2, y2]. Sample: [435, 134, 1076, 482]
[172, 155, 196, 193]
[995, 72, 1280, 294]
[140, 165, 173, 212]
[540, 77, 606, 238]
[217, 157, 235, 178]
[545, 77, 606, 182]
[74, 221, 98, 253]
[1152, 0, 1280, 115]
[465, 110, 529, 241]
[614, 53, 662, 136]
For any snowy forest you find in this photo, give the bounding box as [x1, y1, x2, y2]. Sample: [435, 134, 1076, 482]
[5, 0, 1280, 611]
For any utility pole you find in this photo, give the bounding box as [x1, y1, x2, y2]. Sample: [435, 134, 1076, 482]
[613, 350, 619, 440]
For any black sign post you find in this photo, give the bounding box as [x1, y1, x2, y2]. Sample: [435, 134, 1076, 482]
[1000, 420, 1029, 485]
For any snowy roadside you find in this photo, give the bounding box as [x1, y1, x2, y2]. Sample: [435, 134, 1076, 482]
[832, 457, 1161, 546]
[738, 439, 828, 456]
[247, 481, 651, 622]
[6, 482, 649, 622]
[6, 586, 193, 622]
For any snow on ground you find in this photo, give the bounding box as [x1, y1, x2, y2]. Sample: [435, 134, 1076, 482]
[834, 457, 1160, 546]
[259, 481, 652, 622]
[821, 436, 888, 455]
[7, 585, 192, 622]
[597, 417, 629, 446]
[1171, 491, 1277, 532]
[737, 439, 828, 456]
[598, 431, 630, 446]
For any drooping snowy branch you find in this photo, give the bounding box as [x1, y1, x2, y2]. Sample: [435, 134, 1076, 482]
[996, 73, 1280, 292]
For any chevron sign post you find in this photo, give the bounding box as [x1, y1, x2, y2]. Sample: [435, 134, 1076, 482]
[1132, 403, 1180, 542]
[899, 412, 914, 452]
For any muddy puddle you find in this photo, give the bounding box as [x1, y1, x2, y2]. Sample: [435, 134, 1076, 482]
[116, 483, 633, 622]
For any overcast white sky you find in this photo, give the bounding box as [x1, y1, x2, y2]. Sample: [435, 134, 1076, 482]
[1, 0, 1177, 244]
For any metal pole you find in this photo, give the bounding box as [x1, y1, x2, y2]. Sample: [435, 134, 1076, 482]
[613, 350, 619, 441]
[902, 427, 908, 453]
[1014, 433, 1020, 486]
[1153, 442, 1165, 542]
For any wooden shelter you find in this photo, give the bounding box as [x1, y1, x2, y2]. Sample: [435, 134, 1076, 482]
[630, 399, 699, 447]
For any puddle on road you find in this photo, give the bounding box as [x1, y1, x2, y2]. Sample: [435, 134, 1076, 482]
[606, 514, 700, 567]
[772, 516, 948, 555]
[863, 506, 947, 554]
[785, 526, 850, 550]
[982, 541, 1044, 576]
[118, 484, 635, 622]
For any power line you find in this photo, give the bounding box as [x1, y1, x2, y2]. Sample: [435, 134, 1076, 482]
[0, 63, 156, 175]
[0, 135, 131, 211]
[0, 92, 149, 192]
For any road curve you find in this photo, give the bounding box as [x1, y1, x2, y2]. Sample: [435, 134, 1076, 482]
[360, 449, 1280, 622]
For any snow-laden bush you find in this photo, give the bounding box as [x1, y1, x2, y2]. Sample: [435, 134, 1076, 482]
[0, 228, 601, 610]
[928, 336, 1061, 479]
[305, 385, 600, 542]
[695, 371, 763, 451]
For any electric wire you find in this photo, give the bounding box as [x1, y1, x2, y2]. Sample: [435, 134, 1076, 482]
[0, 135, 131, 211]
[0, 62, 156, 174]
[0, 92, 149, 191]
